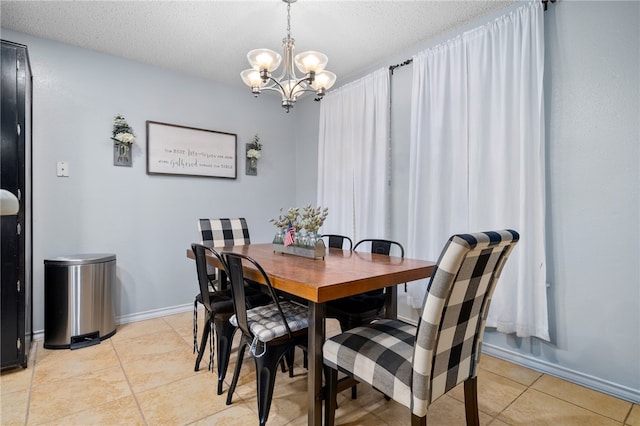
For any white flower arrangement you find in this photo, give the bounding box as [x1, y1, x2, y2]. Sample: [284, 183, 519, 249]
[111, 114, 135, 145]
[246, 133, 262, 160]
[114, 132, 135, 144]
[247, 148, 261, 160]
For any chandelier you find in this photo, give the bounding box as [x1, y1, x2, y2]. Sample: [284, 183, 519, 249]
[240, 0, 336, 113]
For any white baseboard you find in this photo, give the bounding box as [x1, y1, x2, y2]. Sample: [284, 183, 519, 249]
[398, 314, 638, 404]
[482, 342, 640, 404]
[32, 303, 193, 342]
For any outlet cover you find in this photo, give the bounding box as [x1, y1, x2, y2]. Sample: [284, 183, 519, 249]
[56, 161, 69, 177]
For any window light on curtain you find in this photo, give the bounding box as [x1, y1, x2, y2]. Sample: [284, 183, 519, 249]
[317, 68, 390, 241]
[407, 1, 549, 340]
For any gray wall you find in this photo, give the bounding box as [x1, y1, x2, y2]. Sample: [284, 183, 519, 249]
[1, 28, 316, 329]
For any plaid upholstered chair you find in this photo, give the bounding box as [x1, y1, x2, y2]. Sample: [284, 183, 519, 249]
[323, 230, 520, 426]
[222, 252, 309, 426]
[197, 217, 251, 289]
[193, 218, 252, 362]
[190, 244, 270, 394]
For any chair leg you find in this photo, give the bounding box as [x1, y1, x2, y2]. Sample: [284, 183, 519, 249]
[213, 317, 236, 395]
[464, 376, 480, 426]
[226, 338, 248, 405]
[324, 367, 338, 426]
[194, 312, 212, 372]
[193, 300, 198, 354]
[255, 344, 292, 426]
[411, 413, 427, 426]
[285, 347, 295, 378]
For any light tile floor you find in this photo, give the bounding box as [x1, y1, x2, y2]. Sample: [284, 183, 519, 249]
[1, 311, 638, 425]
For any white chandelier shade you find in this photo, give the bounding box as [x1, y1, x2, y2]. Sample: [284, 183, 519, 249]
[240, 0, 336, 112]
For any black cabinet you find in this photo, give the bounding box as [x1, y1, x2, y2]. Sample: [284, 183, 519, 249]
[1, 40, 33, 370]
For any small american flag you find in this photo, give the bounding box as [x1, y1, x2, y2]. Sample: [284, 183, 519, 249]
[284, 222, 295, 246]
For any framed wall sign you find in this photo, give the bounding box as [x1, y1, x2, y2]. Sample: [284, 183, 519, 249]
[146, 121, 237, 178]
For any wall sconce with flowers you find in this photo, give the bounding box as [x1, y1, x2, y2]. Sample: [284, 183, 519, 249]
[246, 133, 262, 176]
[111, 114, 135, 167]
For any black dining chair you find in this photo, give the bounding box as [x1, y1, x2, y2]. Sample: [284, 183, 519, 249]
[323, 230, 520, 426]
[326, 238, 404, 332]
[321, 234, 353, 251]
[194, 218, 253, 360]
[222, 251, 309, 426]
[191, 243, 270, 395]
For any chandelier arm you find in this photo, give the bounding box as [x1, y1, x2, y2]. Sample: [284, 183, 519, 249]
[262, 76, 287, 93]
[290, 78, 310, 94]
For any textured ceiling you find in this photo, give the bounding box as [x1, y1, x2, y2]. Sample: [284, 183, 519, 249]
[1, 0, 514, 88]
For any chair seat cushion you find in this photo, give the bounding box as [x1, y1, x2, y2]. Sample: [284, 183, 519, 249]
[230, 300, 308, 343]
[323, 318, 416, 409]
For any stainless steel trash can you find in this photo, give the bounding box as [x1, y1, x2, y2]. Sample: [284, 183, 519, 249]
[44, 254, 116, 349]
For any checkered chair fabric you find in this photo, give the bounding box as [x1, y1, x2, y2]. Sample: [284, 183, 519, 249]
[194, 218, 251, 363]
[198, 218, 251, 248]
[229, 300, 308, 347]
[323, 229, 519, 419]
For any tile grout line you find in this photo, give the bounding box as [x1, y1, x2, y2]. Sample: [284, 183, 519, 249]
[531, 374, 632, 424]
[23, 340, 38, 425]
[110, 338, 149, 426]
[489, 371, 534, 424]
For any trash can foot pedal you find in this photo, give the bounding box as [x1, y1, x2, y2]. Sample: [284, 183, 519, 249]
[70, 332, 100, 350]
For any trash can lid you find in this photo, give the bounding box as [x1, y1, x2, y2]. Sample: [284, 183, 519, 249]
[44, 253, 116, 266]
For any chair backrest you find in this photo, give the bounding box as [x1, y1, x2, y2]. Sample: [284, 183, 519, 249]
[191, 243, 227, 308]
[321, 234, 353, 251]
[222, 252, 293, 340]
[353, 238, 405, 258]
[198, 218, 251, 248]
[411, 230, 519, 416]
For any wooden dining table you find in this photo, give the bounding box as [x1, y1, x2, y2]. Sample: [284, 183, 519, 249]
[186, 242, 435, 426]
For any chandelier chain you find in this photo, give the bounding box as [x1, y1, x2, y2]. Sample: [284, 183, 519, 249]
[286, 2, 291, 40]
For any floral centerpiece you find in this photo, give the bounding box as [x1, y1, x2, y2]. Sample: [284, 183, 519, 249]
[270, 204, 328, 245]
[301, 205, 329, 235]
[270, 205, 329, 259]
[111, 114, 135, 166]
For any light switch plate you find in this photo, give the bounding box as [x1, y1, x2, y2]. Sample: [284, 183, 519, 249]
[56, 161, 69, 177]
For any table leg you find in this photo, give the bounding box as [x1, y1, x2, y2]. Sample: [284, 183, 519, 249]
[384, 285, 398, 319]
[308, 301, 325, 426]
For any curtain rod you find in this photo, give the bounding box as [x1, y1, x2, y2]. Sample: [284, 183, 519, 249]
[389, 0, 554, 74]
[541, 0, 556, 11]
[389, 59, 413, 75]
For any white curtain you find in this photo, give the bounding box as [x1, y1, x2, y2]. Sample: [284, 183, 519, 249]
[407, 2, 549, 340]
[317, 68, 390, 241]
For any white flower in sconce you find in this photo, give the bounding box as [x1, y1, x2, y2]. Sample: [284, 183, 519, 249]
[114, 132, 135, 144]
[247, 149, 261, 160]
[112, 114, 136, 145]
[111, 114, 135, 167]
[246, 134, 263, 175]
